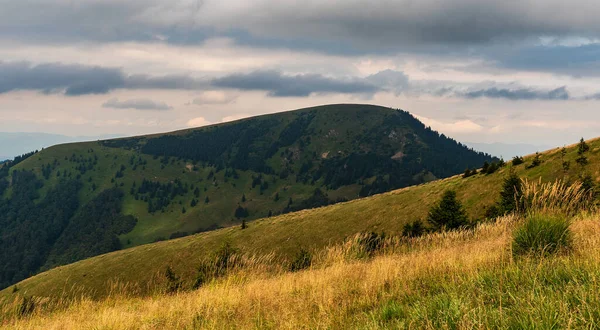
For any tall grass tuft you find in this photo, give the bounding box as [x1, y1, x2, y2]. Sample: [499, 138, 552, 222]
[512, 214, 572, 257]
[519, 178, 596, 216]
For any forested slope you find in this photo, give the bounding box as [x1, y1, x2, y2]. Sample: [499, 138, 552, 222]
[0, 104, 494, 290]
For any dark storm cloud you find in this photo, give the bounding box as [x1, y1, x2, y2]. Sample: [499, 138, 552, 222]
[102, 98, 173, 110]
[0, 60, 586, 102]
[492, 43, 600, 76]
[462, 86, 570, 101]
[0, 61, 208, 96]
[212, 70, 380, 97]
[2, 1, 600, 52]
[0, 61, 126, 95]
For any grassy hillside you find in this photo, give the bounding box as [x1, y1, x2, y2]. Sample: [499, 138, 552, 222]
[1, 135, 597, 303]
[10, 104, 492, 245]
[0, 104, 494, 290]
[4, 211, 600, 328]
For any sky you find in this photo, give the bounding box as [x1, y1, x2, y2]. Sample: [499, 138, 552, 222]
[2, 0, 600, 149]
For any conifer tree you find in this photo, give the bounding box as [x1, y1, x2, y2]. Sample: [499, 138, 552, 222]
[499, 168, 523, 214]
[427, 190, 469, 231]
[576, 138, 590, 167]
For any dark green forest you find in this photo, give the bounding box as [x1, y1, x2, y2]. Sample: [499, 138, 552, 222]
[0, 156, 135, 289]
[103, 106, 494, 196]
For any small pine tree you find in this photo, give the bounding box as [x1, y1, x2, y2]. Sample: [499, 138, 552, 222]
[234, 205, 249, 218]
[205, 196, 210, 204]
[499, 168, 523, 214]
[427, 190, 469, 231]
[576, 138, 590, 167]
[482, 161, 490, 174]
[562, 160, 571, 173]
[526, 152, 542, 169]
[241, 194, 246, 203]
[241, 218, 247, 230]
[580, 173, 596, 197]
[578, 138, 590, 154]
[498, 158, 505, 167]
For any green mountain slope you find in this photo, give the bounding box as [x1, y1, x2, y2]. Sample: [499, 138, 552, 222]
[1, 136, 595, 301]
[0, 104, 493, 290]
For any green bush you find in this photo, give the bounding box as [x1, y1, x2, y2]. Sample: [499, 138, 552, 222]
[164, 266, 182, 294]
[512, 215, 572, 257]
[193, 242, 240, 289]
[289, 248, 312, 272]
[402, 220, 426, 238]
[512, 156, 524, 166]
[357, 231, 387, 256]
[17, 296, 35, 317]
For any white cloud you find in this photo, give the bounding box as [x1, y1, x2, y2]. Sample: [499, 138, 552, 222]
[191, 91, 238, 105]
[221, 114, 251, 123]
[414, 115, 484, 134]
[186, 116, 211, 128]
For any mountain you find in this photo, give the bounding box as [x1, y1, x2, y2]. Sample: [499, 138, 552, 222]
[1, 134, 596, 304]
[464, 142, 554, 158]
[0, 132, 122, 160]
[0, 104, 494, 290]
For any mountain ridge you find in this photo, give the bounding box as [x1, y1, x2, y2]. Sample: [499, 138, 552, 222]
[0, 104, 494, 290]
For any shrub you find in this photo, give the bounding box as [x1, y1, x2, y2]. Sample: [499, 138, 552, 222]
[193, 242, 240, 289]
[580, 173, 596, 197]
[289, 248, 312, 272]
[484, 204, 500, 220]
[402, 220, 426, 238]
[512, 156, 524, 166]
[427, 190, 469, 231]
[164, 266, 182, 294]
[526, 152, 542, 169]
[357, 231, 387, 256]
[512, 215, 572, 257]
[17, 296, 35, 317]
[462, 168, 477, 178]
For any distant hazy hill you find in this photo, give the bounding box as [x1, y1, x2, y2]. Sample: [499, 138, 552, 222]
[0, 104, 494, 290]
[464, 142, 554, 159]
[0, 132, 121, 160]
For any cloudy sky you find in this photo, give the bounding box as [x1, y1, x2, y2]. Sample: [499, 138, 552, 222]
[2, 0, 600, 148]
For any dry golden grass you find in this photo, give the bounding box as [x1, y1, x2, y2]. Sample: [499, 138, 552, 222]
[520, 178, 597, 216]
[4, 210, 600, 329]
[0, 216, 515, 329]
[4, 181, 600, 329]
